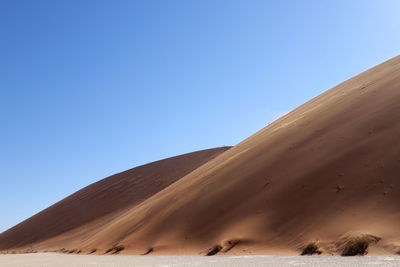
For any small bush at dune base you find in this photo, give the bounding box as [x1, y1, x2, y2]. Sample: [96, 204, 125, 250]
[143, 247, 154, 255]
[300, 242, 322, 255]
[105, 245, 125, 254]
[222, 239, 240, 252]
[112, 245, 125, 254]
[340, 235, 380, 256]
[206, 244, 223, 256]
[341, 238, 368, 256]
[90, 248, 97, 254]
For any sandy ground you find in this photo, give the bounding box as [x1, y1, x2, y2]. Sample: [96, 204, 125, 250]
[1, 253, 400, 267]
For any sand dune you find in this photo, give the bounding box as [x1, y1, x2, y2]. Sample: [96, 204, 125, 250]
[2, 55, 400, 256]
[0, 147, 230, 251]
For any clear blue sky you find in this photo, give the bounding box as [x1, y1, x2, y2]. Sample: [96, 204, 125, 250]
[0, 0, 399, 233]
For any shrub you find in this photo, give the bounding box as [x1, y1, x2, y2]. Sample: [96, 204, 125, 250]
[112, 245, 125, 254]
[222, 239, 240, 252]
[105, 245, 125, 254]
[340, 235, 380, 256]
[143, 247, 153, 255]
[300, 242, 322, 255]
[206, 244, 222, 256]
[90, 248, 97, 254]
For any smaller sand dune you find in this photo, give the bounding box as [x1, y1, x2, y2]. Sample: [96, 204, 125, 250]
[0, 147, 230, 251]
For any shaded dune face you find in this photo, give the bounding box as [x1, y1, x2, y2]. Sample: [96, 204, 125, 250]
[2, 55, 400, 255]
[78, 55, 400, 254]
[0, 147, 231, 251]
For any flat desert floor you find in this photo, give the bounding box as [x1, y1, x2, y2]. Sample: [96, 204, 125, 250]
[1, 253, 400, 267]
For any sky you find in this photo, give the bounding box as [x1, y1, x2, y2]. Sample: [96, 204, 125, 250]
[0, 0, 399, 233]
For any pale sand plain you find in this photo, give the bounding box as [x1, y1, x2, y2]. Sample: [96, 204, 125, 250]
[1, 253, 400, 267]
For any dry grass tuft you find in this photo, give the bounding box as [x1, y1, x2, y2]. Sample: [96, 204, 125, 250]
[222, 239, 240, 252]
[206, 244, 223, 256]
[143, 247, 154, 255]
[337, 234, 380, 256]
[105, 245, 125, 254]
[300, 242, 322, 255]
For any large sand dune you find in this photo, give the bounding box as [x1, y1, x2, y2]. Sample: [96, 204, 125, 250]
[2, 55, 400, 255]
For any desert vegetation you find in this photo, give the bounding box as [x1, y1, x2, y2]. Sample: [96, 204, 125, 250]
[105, 245, 125, 254]
[206, 244, 222, 256]
[222, 239, 240, 252]
[300, 242, 322, 255]
[337, 234, 380, 256]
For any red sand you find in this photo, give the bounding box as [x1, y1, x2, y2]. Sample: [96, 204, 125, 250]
[2, 55, 400, 256]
